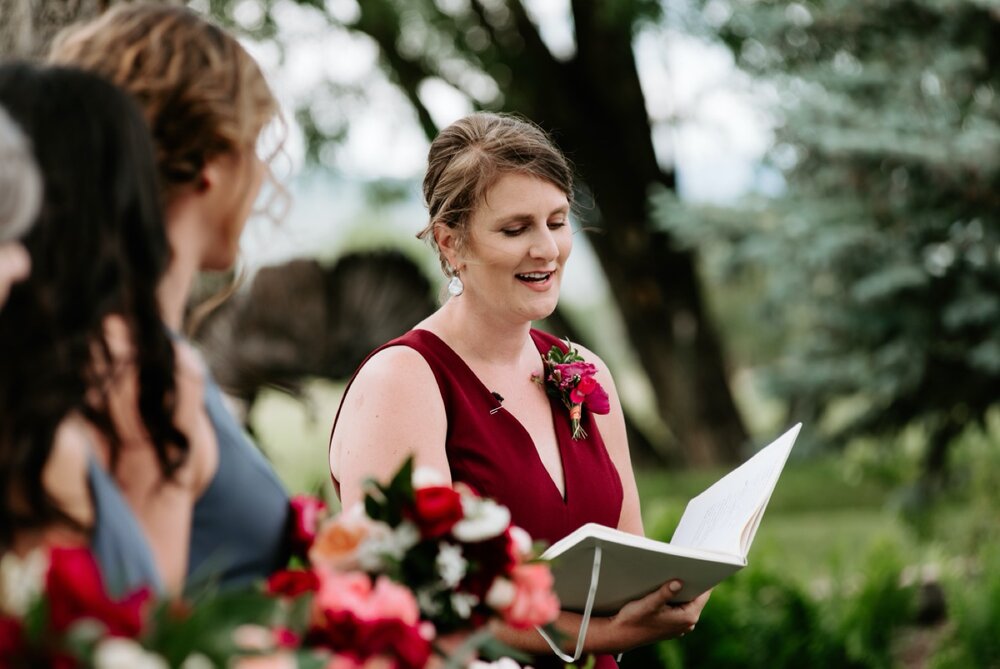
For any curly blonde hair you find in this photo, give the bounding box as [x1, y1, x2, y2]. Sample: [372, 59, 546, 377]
[49, 4, 279, 204]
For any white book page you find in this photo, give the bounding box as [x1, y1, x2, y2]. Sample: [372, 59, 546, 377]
[670, 424, 800, 556]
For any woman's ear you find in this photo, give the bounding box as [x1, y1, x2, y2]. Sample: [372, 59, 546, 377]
[433, 222, 461, 271]
[196, 158, 223, 194]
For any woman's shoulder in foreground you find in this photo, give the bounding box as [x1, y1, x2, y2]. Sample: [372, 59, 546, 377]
[43, 416, 95, 529]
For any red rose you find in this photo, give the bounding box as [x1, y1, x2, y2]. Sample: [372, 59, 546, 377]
[577, 375, 597, 395]
[460, 530, 518, 599]
[289, 494, 328, 557]
[407, 486, 463, 538]
[45, 546, 149, 637]
[0, 615, 26, 661]
[267, 569, 320, 598]
[307, 605, 431, 669]
[358, 618, 432, 669]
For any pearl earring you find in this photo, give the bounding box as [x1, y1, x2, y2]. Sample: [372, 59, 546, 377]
[447, 267, 464, 297]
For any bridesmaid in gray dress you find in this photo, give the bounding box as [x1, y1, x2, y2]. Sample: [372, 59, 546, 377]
[52, 5, 292, 590]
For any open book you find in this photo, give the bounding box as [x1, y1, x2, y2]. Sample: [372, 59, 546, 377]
[542, 423, 802, 615]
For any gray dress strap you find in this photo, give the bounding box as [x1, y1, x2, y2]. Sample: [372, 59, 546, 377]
[186, 369, 290, 590]
[87, 456, 163, 597]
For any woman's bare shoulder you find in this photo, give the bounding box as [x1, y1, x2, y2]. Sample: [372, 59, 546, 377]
[349, 344, 440, 396]
[42, 416, 95, 527]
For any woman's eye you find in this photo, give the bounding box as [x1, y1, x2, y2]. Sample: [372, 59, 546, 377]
[548, 220, 567, 229]
[502, 227, 527, 237]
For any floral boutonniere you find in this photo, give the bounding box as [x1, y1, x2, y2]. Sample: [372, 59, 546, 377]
[532, 339, 611, 440]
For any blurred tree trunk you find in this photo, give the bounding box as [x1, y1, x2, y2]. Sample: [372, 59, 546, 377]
[350, 0, 747, 465]
[0, 0, 114, 60]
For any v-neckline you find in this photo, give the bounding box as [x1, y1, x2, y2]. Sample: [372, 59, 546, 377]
[413, 329, 571, 505]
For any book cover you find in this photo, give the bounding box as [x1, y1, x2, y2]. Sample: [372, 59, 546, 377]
[542, 423, 802, 614]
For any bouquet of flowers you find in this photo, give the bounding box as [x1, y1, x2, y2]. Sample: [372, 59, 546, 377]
[288, 458, 560, 664]
[0, 459, 555, 669]
[533, 340, 610, 440]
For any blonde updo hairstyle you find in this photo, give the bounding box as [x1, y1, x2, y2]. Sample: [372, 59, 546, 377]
[419, 112, 574, 277]
[49, 3, 279, 206]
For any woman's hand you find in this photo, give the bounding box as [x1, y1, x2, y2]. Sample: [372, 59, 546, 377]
[605, 580, 711, 650]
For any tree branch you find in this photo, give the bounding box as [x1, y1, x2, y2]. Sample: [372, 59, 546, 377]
[350, 0, 439, 139]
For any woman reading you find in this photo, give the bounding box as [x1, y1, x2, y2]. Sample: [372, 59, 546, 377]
[329, 112, 710, 666]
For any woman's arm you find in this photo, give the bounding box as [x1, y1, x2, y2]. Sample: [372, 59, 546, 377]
[331, 346, 452, 508]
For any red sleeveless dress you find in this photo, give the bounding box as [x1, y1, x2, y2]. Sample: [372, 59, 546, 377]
[331, 328, 624, 668]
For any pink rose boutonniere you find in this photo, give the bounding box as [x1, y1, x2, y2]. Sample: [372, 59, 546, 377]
[533, 340, 610, 440]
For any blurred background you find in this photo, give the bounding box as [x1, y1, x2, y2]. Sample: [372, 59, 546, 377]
[2, 0, 998, 666]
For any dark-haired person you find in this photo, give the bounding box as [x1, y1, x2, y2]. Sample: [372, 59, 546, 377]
[329, 112, 710, 666]
[51, 4, 290, 590]
[0, 63, 215, 596]
[0, 106, 40, 308]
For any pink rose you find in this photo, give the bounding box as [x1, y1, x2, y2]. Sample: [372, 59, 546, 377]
[576, 375, 597, 395]
[501, 564, 560, 629]
[367, 576, 421, 625]
[583, 384, 610, 415]
[554, 362, 598, 388]
[274, 627, 300, 648]
[569, 373, 609, 414]
[312, 569, 373, 622]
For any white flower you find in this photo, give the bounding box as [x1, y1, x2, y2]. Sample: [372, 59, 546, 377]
[0, 549, 47, 616]
[508, 525, 533, 557]
[179, 653, 215, 669]
[412, 466, 448, 488]
[357, 520, 420, 571]
[435, 543, 468, 588]
[452, 497, 511, 543]
[470, 658, 532, 669]
[416, 587, 443, 617]
[485, 576, 516, 610]
[450, 591, 479, 619]
[93, 638, 168, 669]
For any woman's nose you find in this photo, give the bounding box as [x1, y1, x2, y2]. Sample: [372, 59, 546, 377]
[530, 226, 560, 261]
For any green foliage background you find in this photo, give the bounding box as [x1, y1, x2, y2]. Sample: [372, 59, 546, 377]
[656, 0, 1000, 474]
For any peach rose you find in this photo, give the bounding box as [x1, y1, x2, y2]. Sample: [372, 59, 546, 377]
[309, 505, 379, 572]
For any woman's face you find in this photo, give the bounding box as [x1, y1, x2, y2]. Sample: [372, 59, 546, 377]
[201, 147, 265, 271]
[452, 172, 572, 324]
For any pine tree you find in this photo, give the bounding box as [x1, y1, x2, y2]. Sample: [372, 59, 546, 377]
[661, 0, 1000, 479]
